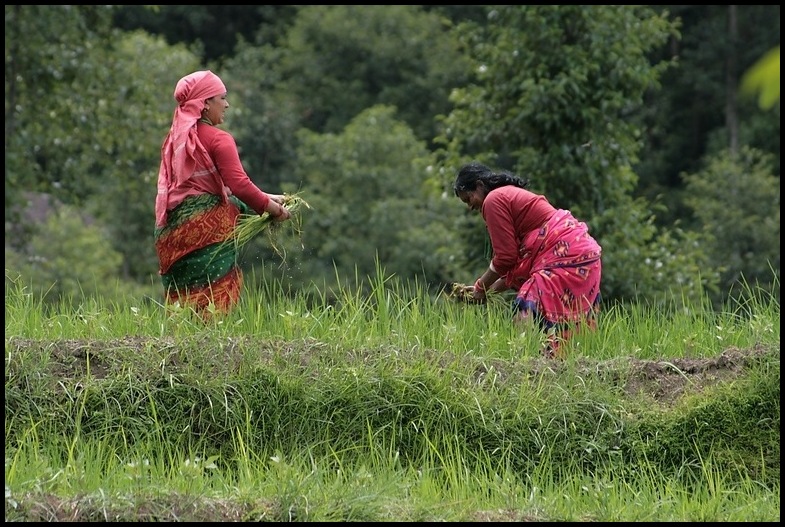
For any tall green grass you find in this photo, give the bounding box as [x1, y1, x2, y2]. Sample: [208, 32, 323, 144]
[4, 268, 780, 521]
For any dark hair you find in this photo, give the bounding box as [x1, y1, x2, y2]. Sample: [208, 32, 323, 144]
[453, 161, 529, 196]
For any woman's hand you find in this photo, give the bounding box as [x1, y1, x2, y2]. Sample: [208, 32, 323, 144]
[264, 194, 291, 222]
[273, 205, 291, 222]
[268, 194, 287, 205]
[472, 278, 487, 303]
[264, 200, 291, 222]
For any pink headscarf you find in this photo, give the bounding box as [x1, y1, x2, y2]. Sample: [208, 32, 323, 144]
[155, 70, 228, 227]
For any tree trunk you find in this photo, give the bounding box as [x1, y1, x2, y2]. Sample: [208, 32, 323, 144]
[725, 5, 739, 156]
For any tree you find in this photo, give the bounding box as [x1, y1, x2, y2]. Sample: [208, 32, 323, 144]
[283, 105, 462, 294]
[4, 204, 126, 305]
[432, 5, 719, 304]
[682, 146, 780, 300]
[221, 5, 475, 193]
[636, 6, 780, 215]
[112, 5, 298, 64]
[5, 5, 117, 231]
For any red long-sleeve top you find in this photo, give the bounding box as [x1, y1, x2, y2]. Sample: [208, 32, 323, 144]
[482, 186, 557, 278]
[166, 122, 271, 214]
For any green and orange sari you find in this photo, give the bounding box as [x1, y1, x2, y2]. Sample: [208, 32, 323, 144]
[155, 194, 250, 317]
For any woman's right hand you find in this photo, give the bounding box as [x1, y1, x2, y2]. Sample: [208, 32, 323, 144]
[271, 204, 290, 222]
[268, 193, 287, 205]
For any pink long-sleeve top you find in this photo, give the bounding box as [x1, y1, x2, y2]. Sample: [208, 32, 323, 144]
[165, 122, 271, 215]
[482, 185, 557, 278]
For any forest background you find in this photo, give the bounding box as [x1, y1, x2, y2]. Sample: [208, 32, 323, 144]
[4, 5, 780, 310]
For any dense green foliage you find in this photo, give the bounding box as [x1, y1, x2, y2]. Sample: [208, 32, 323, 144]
[287, 105, 462, 291]
[4, 205, 125, 303]
[4, 5, 780, 309]
[682, 146, 780, 297]
[640, 6, 781, 194]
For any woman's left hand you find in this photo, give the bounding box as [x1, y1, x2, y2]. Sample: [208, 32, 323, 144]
[472, 278, 487, 303]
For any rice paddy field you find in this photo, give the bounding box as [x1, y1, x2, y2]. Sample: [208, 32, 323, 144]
[4, 272, 780, 521]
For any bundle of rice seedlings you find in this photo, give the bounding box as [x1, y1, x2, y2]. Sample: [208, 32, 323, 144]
[220, 193, 311, 259]
[444, 282, 480, 303]
[235, 193, 310, 245]
[443, 282, 508, 305]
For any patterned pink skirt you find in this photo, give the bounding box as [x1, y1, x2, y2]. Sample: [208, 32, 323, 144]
[506, 209, 602, 356]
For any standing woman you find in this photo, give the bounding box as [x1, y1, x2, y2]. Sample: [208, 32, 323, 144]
[453, 161, 602, 357]
[154, 70, 291, 318]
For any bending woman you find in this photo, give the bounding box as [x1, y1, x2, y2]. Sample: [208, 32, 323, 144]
[453, 161, 602, 357]
[154, 70, 291, 318]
